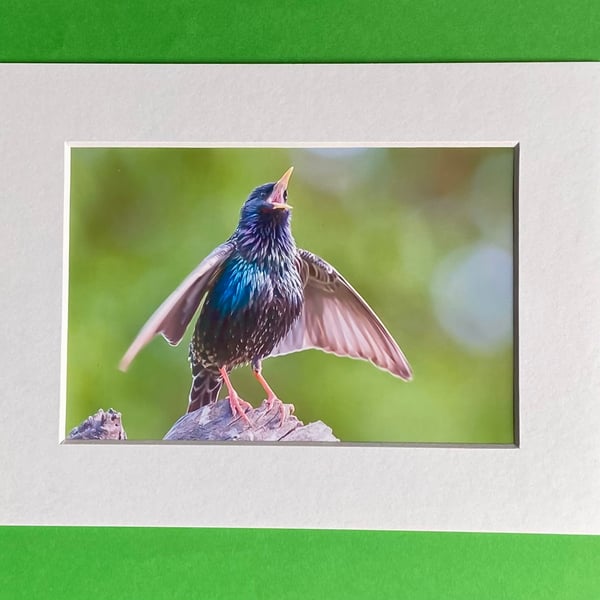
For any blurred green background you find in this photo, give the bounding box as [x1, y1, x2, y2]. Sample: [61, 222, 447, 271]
[67, 147, 514, 443]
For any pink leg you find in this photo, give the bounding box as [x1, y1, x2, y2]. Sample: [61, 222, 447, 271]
[219, 367, 252, 424]
[253, 369, 279, 408]
[252, 365, 292, 424]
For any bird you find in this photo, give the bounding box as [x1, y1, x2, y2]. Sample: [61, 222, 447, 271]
[119, 167, 412, 423]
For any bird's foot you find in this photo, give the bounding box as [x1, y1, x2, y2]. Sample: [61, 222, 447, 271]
[228, 393, 253, 425]
[265, 394, 294, 427]
[264, 393, 279, 410]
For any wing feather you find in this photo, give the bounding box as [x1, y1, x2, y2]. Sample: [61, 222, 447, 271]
[271, 249, 412, 380]
[119, 241, 235, 371]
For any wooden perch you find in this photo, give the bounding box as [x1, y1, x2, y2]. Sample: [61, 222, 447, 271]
[68, 408, 127, 440]
[69, 399, 339, 442]
[164, 398, 339, 441]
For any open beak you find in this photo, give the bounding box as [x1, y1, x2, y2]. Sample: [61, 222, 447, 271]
[269, 166, 294, 209]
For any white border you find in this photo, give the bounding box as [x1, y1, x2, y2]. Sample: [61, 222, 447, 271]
[58, 143, 71, 443]
[1, 64, 599, 533]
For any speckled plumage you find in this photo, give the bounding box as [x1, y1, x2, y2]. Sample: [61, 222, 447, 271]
[120, 168, 412, 420]
[188, 183, 304, 409]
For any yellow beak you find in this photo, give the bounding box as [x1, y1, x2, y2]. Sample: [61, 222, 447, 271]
[270, 166, 294, 209]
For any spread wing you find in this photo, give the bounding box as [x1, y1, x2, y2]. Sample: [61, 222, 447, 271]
[119, 241, 235, 371]
[271, 249, 412, 380]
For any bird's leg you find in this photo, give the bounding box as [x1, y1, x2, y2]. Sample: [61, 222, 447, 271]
[251, 360, 279, 408]
[218, 367, 253, 424]
[251, 360, 292, 425]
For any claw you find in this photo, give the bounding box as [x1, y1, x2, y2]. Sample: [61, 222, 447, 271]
[228, 393, 253, 425]
[265, 393, 278, 410]
[276, 400, 287, 427]
[263, 395, 288, 427]
[219, 366, 253, 425]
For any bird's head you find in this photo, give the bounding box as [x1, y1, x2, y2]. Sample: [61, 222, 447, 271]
[239, 167, 294, 225]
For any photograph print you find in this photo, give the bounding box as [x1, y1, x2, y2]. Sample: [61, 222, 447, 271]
[65, 146, 515, 444]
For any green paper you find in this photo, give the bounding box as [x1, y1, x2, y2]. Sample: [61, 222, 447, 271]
[1, 528, 599, 599]
[1, 1, 599, 599]
[1, 1, 599, 63]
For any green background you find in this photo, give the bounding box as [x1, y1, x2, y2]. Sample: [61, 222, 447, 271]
[1, 1, 599, 598]
[67, 147, 514, 443]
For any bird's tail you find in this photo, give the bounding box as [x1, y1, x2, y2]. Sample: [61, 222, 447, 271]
[188, 369, 223, 413]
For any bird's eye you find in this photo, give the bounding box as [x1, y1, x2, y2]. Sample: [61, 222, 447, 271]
[283, 190, 288, 202]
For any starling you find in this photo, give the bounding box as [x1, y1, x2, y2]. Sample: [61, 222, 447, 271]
[119, 167, 412, 422]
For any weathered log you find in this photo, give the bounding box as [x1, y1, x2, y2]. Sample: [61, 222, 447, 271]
[68, 408, 127, 440]
[69, 399, 339, 442]
[164, 398, 339, 441]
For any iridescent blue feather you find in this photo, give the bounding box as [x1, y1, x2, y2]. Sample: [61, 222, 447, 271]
[189, 182, 304, 394]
